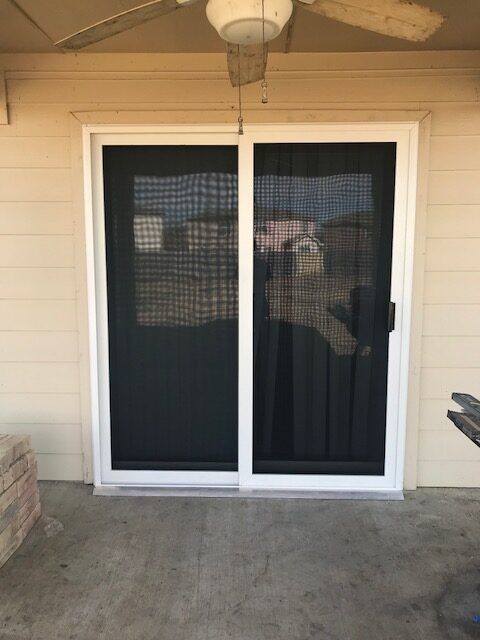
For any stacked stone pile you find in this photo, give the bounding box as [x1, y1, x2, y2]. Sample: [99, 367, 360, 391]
[0, 435, 41, 569]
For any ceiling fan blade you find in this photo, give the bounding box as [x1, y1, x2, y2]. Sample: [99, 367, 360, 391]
[227, 43, 268, 88]
[55, 0, 197, 50]
[296, 0, 444, 42]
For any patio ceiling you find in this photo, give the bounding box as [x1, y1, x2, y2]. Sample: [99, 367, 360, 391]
[0, 0, 479, 53]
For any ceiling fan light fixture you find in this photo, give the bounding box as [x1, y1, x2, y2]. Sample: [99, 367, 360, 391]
[206, 0, 293, 45]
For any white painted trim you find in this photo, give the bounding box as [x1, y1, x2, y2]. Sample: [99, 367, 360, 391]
[395, 123, 420, 490]
[403, 114, 430, 490]
[84, 124, 239, 135]
[3, 50, 479, 73]
[83, 121, 419, 493]
[83, 128, 102, 487]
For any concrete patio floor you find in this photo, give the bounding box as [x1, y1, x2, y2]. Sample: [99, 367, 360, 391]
[0, 482, 478, 640]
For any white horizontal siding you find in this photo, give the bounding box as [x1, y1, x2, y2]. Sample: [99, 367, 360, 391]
[427, 205, 480, 239]
[0, 168, 71, 201]
[5, 104, 72, 137]
[422, 337, 480, 368]
[418, 430, 480, 462]
[423, 305, 480, 336]
[420, 368, 480, 400]
[0, 393, 80, 423]
[0, 236, 74, 267]
[421, 115, 480, 485]
[0, 331, 78, 362]
[430, 104, 480, 136]
[36, 453, 83, 481]
[0, 362, 79, 393]
[424, 273, 480, 304]
[425, 238, 480, 271]
[0, 423, 82, 454]
[429, 136, 480, 171]
[0, 300, 77, 330]
[428, 171, 480, 205]
[0, 127, 83, 483]
[417, 461, 480, 488]
[419, 398, 454, 431]
[0, 137, 70, 167]
[0, 202, 73, 235]
[0, 268, 75, 299]
[7, 75, 479, 104]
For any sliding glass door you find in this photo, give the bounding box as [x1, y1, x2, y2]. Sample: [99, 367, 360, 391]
[91, 125, 412, 491]
[252, 142, 396, 477]
[103, 144, 238, 472]
[92, 132, 240, 485]
[238, 126, 409, 492]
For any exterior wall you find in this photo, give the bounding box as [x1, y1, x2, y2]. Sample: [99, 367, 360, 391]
[0, 52, 478, 486]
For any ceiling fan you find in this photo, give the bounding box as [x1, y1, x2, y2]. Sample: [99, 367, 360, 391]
[16, 0, 445, 87]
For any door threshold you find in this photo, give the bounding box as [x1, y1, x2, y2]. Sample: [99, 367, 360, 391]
[93, 485, 404, 501]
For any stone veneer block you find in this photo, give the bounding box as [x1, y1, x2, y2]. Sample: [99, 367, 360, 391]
[0, 435, 31, 475]
[0, 434, 41, 569]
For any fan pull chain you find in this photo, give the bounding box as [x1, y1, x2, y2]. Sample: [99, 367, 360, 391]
[237, 44, 244, 135]
[261, 0, 268, 104]
[261, 79, 268, 104]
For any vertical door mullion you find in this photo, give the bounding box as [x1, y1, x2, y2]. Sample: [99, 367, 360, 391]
[238, 134, 254, 485]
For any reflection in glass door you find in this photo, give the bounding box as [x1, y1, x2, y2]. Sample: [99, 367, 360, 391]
[103, 145, 238, 472]
[253, 142, 397, 476]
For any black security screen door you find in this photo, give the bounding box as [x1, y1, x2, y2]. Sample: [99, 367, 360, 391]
[253, 142, 396, 475]
[103, 145, 238, 471]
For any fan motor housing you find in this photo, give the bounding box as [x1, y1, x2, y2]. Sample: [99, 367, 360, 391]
[206, 0, 293, 45]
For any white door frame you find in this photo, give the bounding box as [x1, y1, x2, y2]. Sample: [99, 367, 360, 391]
[87, 126, 240, 487]
[239, 124, 417, 492]
[84, 122, 419, 494]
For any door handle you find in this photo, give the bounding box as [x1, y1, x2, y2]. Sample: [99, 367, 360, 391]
[388, 302, 396, 333]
